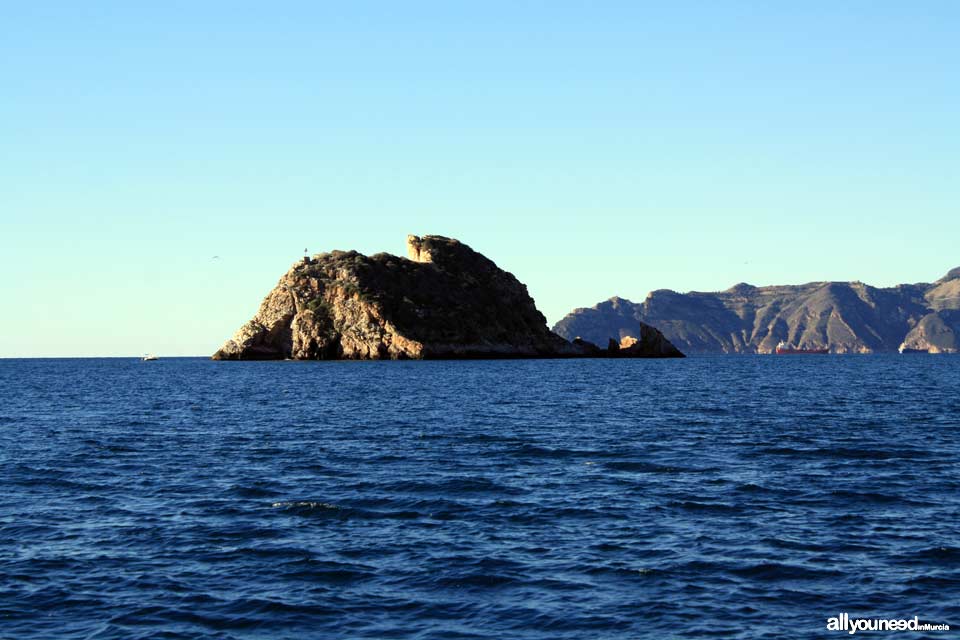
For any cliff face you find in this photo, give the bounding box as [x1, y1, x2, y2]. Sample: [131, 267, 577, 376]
[213, 235, 684, 360]
[553, 269, 960, 355]
[899, 270, 960, 353]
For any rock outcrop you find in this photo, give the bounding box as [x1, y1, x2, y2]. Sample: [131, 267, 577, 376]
[553, 268, 960, 355]
[898, 269, 960, 353]
[213, 235, 684, 360]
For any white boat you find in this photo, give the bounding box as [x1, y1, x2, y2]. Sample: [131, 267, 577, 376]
[141, 354, 159, 361]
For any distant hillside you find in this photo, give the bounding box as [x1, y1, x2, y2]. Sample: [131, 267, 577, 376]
[553, 269, 960, 354]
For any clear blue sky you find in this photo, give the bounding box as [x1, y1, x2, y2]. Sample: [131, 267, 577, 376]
[2, 2, 957, 356]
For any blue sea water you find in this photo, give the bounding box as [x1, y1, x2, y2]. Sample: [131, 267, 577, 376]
[1, 356, 958, 639]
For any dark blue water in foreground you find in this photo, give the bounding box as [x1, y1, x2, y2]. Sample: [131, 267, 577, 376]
[2, 356, 959, 639]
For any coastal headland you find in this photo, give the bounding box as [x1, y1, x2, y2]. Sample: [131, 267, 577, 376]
[554, 268, 960, 355]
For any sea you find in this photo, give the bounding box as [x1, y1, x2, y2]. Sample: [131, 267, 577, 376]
[1, 356, 958, 639]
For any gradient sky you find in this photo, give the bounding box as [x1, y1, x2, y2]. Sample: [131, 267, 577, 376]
[2, 2, 957, 356]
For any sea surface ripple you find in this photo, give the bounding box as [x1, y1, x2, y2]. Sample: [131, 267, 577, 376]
[1, 356, 958, 639]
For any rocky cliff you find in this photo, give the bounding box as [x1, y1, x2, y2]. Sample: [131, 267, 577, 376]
[553, 268, 960, 355]
[213, 235, 684, 360]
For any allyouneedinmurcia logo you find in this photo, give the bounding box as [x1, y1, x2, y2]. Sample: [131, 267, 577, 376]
[827, 613, 950, 634]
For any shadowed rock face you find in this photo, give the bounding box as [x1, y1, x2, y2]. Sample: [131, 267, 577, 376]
[553, 268, 960, 355]
[213, 235, 684, 360]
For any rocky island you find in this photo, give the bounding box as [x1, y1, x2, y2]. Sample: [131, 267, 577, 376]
[213, 235, 683, 360]
[553, 268, 960, 355]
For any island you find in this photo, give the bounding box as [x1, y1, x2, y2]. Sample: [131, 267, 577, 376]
[212, 235, 684, 360]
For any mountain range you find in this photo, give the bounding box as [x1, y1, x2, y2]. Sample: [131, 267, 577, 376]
[553, 268, 960, 354]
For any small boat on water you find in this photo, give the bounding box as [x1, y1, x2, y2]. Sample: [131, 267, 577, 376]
[141, 354, 159, 361]
[898, 344, 927, 354]
[775, 341, 829, 355]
